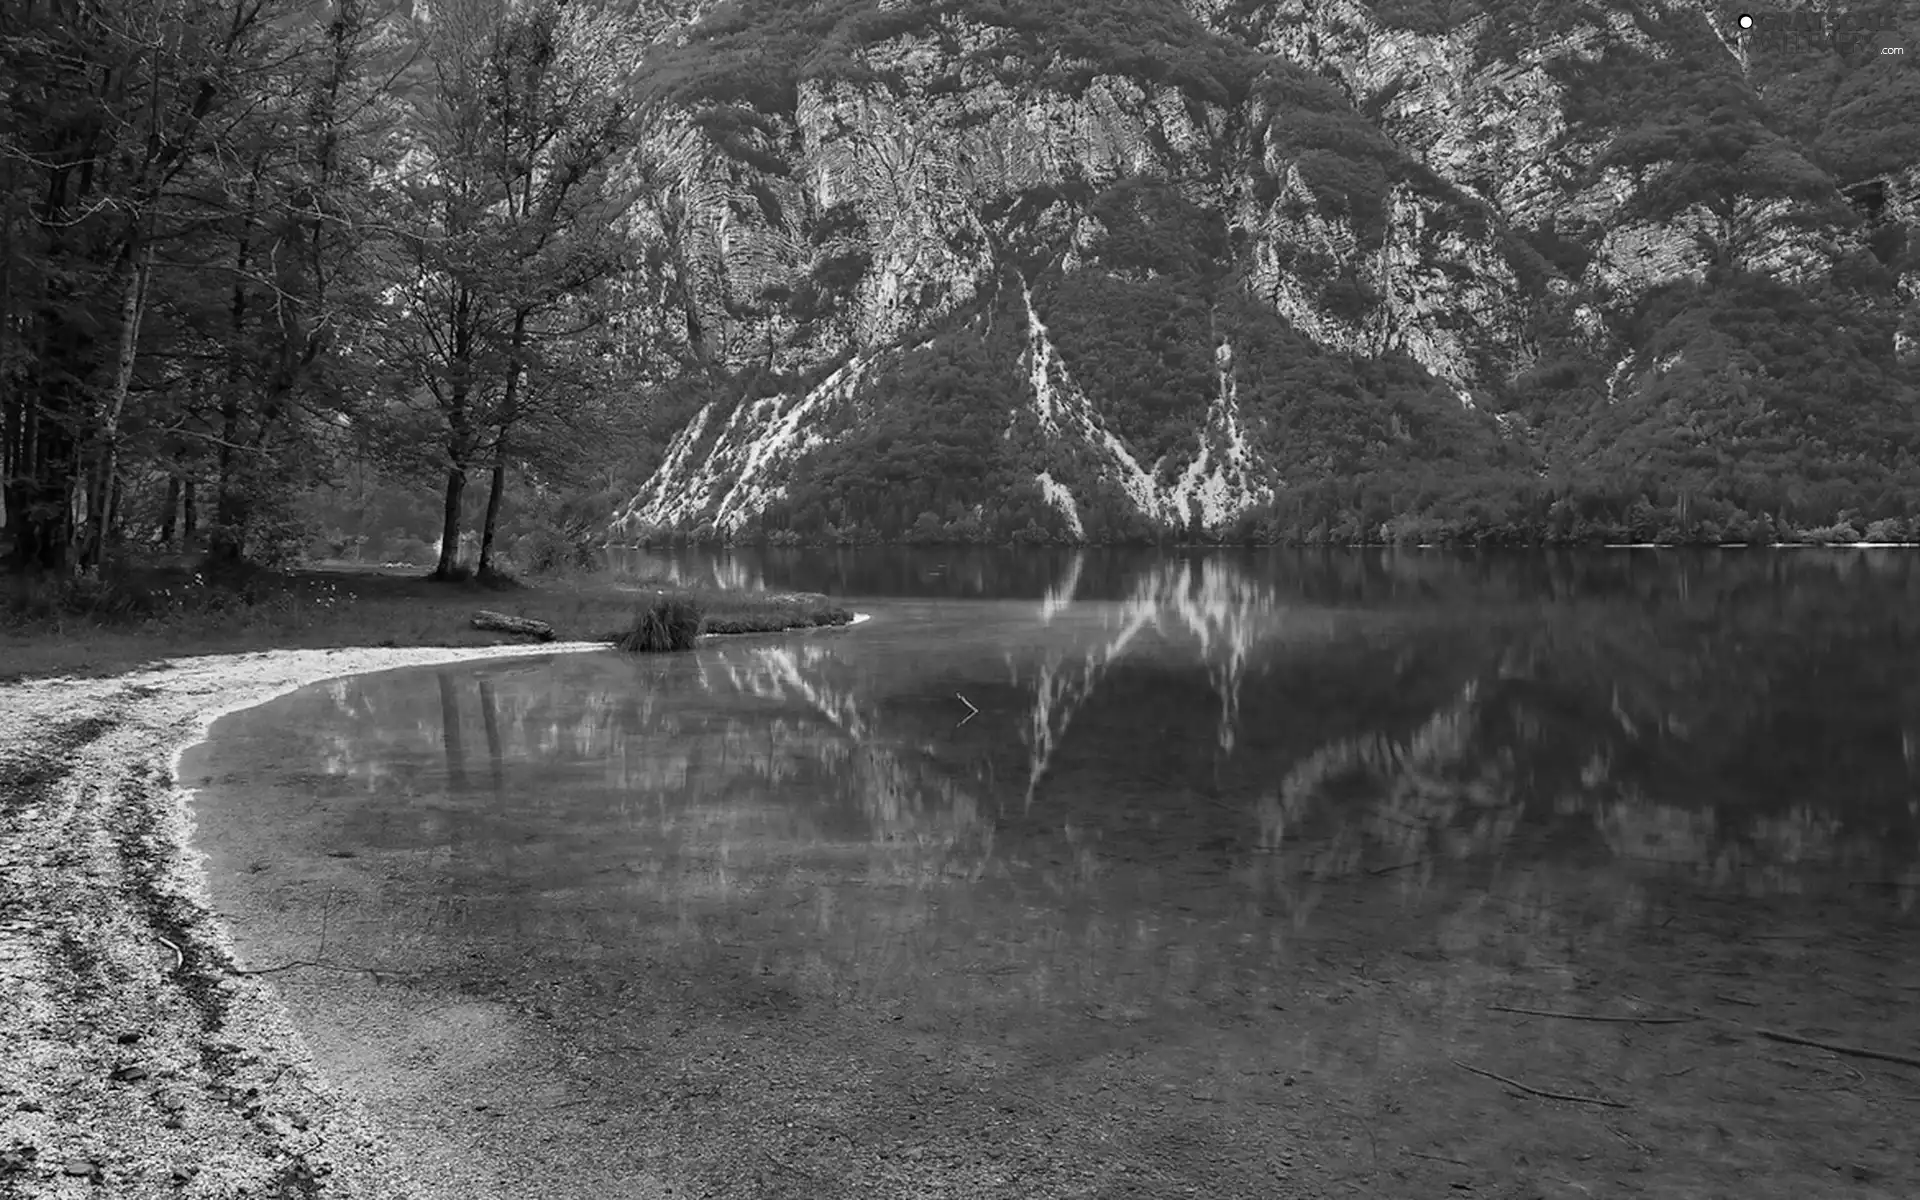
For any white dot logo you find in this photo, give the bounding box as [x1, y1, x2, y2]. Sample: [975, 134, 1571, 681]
[1737, 13, 1754, 30]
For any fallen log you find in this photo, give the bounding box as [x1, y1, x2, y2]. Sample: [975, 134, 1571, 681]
[472, 610, 555, 641]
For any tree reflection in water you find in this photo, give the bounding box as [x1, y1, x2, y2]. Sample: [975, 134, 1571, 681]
[195, 547, 1920, 1200]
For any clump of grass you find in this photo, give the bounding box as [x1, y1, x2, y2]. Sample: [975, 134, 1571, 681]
[615, 598, 704, 652]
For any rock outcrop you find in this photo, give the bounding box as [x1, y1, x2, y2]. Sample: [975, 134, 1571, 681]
[605, 0, 1920, 540]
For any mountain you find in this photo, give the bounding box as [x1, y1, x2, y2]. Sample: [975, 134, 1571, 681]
[603, 0, 1920, 545]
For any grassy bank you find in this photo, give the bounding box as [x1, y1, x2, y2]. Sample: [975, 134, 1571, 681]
[0, 561, 855, 682]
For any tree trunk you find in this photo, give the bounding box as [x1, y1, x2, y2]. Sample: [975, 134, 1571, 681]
[477, 311, 528, 579]
[13, 333, 83, 573]
[105, 469, 125, 547]
[1, 386, 26, 564]
[433, 465, 468, 579]
[209, 389, 245, 563]
[81, 240, 155, 572]
[182, 476, 197, 543]
[210, 185, 258, 565]
[477, 454, 507, 577]
[431, 280, 479, 581]
[158, 474, 181, 547]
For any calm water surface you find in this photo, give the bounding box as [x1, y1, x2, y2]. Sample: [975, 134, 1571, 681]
[189, 550, 1920, 1200]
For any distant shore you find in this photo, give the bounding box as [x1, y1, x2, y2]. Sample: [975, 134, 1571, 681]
[614, 537, 1920, 551]
[1599, 541, 1920, 549]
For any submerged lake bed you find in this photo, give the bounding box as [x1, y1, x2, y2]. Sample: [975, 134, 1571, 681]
[184, 549, 1920, 1199]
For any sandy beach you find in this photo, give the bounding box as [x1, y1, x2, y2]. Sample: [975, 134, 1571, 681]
[0, 642, 608, 1199]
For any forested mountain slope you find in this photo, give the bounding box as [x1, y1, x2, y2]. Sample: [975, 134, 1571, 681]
[608, 0, 1920, 545]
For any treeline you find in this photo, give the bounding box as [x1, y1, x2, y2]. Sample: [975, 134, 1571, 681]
[0, 0, 666, 579]
[650, 481, 1920, 548]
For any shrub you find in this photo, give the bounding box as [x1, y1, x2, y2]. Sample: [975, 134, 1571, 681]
[1798, 522, 1863, 545]
[509, 521, 604, 577]
[616, 598, 704, 652]
[1864, 517, 1912, 543]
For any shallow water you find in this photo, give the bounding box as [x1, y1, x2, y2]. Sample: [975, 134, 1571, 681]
[188, 549, 1920, 1199]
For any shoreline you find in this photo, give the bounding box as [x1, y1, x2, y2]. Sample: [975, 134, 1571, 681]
[0, 625, 861, 1199]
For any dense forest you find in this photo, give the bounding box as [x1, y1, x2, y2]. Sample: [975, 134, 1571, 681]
[6, 0, 1920, 574]
[0, 0, 672, 578]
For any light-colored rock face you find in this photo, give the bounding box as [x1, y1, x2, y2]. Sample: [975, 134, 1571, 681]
[606, 0, 1917, 538]
[652, 25, 1236, 360]
[613, 280, 1277, 538]
[638, 7, 1566, 393]
[618, 16, 1529, 536]
[611, 354, 874, 537]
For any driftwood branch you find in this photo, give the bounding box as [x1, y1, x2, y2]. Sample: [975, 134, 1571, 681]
[1635, 997, 1920, 1071]
[230, 959, 363, 976]
[1753, 1028, 1920, 1071]
[1452, 1059, 1628, 1108]
[227, 958, 420, 982]
[1488, 1004, 1696, 1025]
[1403, 1149, 1469, 1166]
[1369, 858, 1428, 876]
[472, 610, 554, 641]
[1605, 1124, 1651, 1154]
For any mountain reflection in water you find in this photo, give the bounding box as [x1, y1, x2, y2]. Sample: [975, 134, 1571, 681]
[195, 549, 1920, 1200]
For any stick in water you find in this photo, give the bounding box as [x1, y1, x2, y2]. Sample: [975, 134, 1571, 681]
[1452, 1059, 1628, 1108]
[1639, 998, 1920, 1071]
[1487, 1004, 1695, 1025]
[1754, 1028, 1920, 1071]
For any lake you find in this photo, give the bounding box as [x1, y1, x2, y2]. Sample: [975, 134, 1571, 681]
[185, 548, 1920, 1200]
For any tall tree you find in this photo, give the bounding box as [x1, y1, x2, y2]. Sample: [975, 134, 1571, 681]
[386, 0, 505, 578]
[468, 0, 638, 576]
[383, 0, 639, 580]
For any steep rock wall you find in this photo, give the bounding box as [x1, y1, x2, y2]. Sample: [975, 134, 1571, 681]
[606, 0, 1920, 540]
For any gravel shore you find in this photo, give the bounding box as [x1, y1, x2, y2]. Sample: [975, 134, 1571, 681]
[0, 643, 605, 1199]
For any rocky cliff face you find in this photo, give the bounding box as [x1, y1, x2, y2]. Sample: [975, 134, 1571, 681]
[607, 0, 1920, 541]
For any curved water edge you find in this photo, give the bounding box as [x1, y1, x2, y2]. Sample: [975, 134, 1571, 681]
[0, 612, 874, 1200]
[165, 643, 605, 811]
[0, 640, 636, 1200]
[164, 614, 875, 793]
[165, 615, 874, 913]
[184, 554, 1920, 1200]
